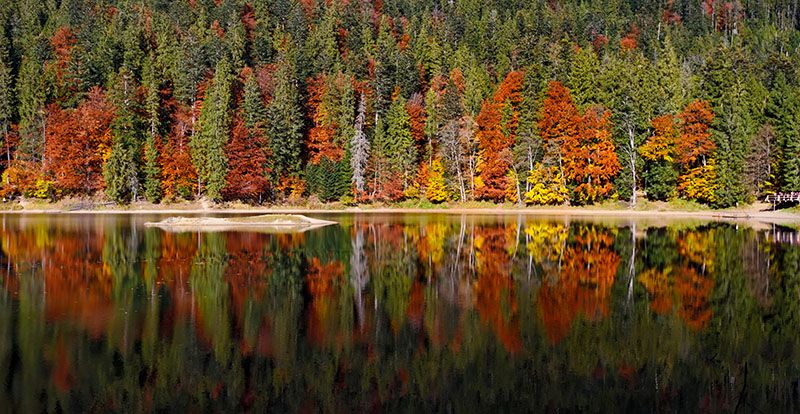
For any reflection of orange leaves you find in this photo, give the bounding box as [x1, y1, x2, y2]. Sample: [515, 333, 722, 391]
[417, 223, 447, 267]
[538, 227, 620, 344]
[225, 233, 270, 337]
[306, 257, 345, 347]
[675, 266, 713, 331]
[474, 226, 522, 354]
[638, 268, 674, 314]
[406, 281, 425, 328]
[43, 231, 112, 338]
[51, 337, 73, 392]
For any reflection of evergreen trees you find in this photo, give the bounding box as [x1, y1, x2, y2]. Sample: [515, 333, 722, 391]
[0, 216, 799, 410]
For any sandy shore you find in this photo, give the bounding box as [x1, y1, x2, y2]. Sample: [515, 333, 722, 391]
[3, 204, 798, 225]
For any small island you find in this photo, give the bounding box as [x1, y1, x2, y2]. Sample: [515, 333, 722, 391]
[144, 214, 337, 233]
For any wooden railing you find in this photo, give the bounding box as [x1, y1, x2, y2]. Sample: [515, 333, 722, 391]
[764, 192, 800, 204]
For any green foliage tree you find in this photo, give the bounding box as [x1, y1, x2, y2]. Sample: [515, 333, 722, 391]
[104, 69, 144, 203]
[191, 57, 233, 201]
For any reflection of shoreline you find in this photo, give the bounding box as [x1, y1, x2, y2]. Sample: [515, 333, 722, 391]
[1, 205, 798, 217]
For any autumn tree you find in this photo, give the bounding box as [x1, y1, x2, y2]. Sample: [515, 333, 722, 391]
[538, 81, 581, 203]
[676, 100, 717, 204]
[44, 88, 113, 195]
[425, 159, 447, 203]
[567, 107, 621, 204]
[640, 114, 679, 200]
[475, 71, 524, 202]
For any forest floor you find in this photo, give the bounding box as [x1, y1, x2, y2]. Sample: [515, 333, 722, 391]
[1, 197, 799, 226]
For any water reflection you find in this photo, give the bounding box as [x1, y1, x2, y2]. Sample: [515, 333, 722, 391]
[0, 214, 798, 411]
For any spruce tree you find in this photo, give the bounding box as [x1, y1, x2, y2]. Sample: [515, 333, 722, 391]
[385, 96, 417, 185]
[266, 44, 304, 187]
[16, 55, 46, 162]
[105, 69, 145, 203]
[192, 57, 233, 201]
[701, 48, 753, 207]
[0, 32, 12, 169]
[766, 72, 800, 191]
[141, 55, 162, 203]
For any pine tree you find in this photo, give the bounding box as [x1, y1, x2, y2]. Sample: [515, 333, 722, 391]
[105, 69, 145, 203]
[568, 46, 602, 108]
[0, 31, 12, 172]
[141, 55, 162, 203]
[766, 72, 800, 192]
[700, 47, 753, 207]
[385, 96, 417, 189]
[17, 56, 46, 162]
[192, 57, 233, 201]
[266, 44, 304, 193]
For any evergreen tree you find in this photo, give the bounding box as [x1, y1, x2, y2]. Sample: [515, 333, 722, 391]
[701, 48, 754, 207]
[266, 42, 304, 191]
[765, 72, 800, 192]
[0, 31, 12, 170]
[16, 56, 46, 162]
[568, 46, 602, 108]
[192, 57, 233, 201]
[104, 69, 145, 203]
[141, 55, 162, 203]
[385, 96, 417, 188]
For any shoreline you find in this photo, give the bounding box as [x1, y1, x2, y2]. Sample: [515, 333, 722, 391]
[2, 204, 798, 225]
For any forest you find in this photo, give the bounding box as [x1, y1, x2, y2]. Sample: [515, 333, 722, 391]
[0, 0, 799, 207]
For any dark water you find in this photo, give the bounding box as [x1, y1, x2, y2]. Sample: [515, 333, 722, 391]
[0, 214, 799, 412]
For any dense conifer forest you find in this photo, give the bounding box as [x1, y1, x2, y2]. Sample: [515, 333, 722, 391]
[0, 0, 799, 207]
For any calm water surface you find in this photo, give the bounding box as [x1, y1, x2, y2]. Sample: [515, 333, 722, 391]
[0, 213, 799, 412]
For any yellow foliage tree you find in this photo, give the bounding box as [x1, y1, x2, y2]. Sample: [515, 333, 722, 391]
[524, 163, 569, 205]
[505, 170, 519, 203]
[425, 160, 448, 203]
[677, 159, 717, 204]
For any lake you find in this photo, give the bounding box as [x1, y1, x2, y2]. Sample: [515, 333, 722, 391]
[0, 213, 798, 412]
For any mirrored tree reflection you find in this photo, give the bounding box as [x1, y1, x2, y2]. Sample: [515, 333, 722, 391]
[0, 214, 799, 411]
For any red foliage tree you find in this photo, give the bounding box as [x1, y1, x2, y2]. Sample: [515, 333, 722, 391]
[677, 100, 715, 168]
[161, 102, 199, 199]
[475, 71, 524, 201]
[474, 225, 523, 353]
[44, 87, 114, 195]
[538, 227, 620, 344]
[306, 75, 342, 164]
[539, 81, 581, 178]
[566, 106, 621, 204]
[49, 26, 77, 94]
[406, 93, 426, 158]
[223, 116, 270, 201]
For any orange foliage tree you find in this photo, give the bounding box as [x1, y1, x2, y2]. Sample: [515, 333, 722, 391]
[640, 114, 679, 200]
[475, 71, 524, 201]
[537, 226, 620, 344]
[676, 100, 717, 203]
[223, 117, 270, 201]
[160, 101, 198, 199]
[44, 87, 114, 195]
[566, 107, 621, 204]
[473, 225, 523, 353]
[306, 74, 343, 164]
[538, 81, 581, 192]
